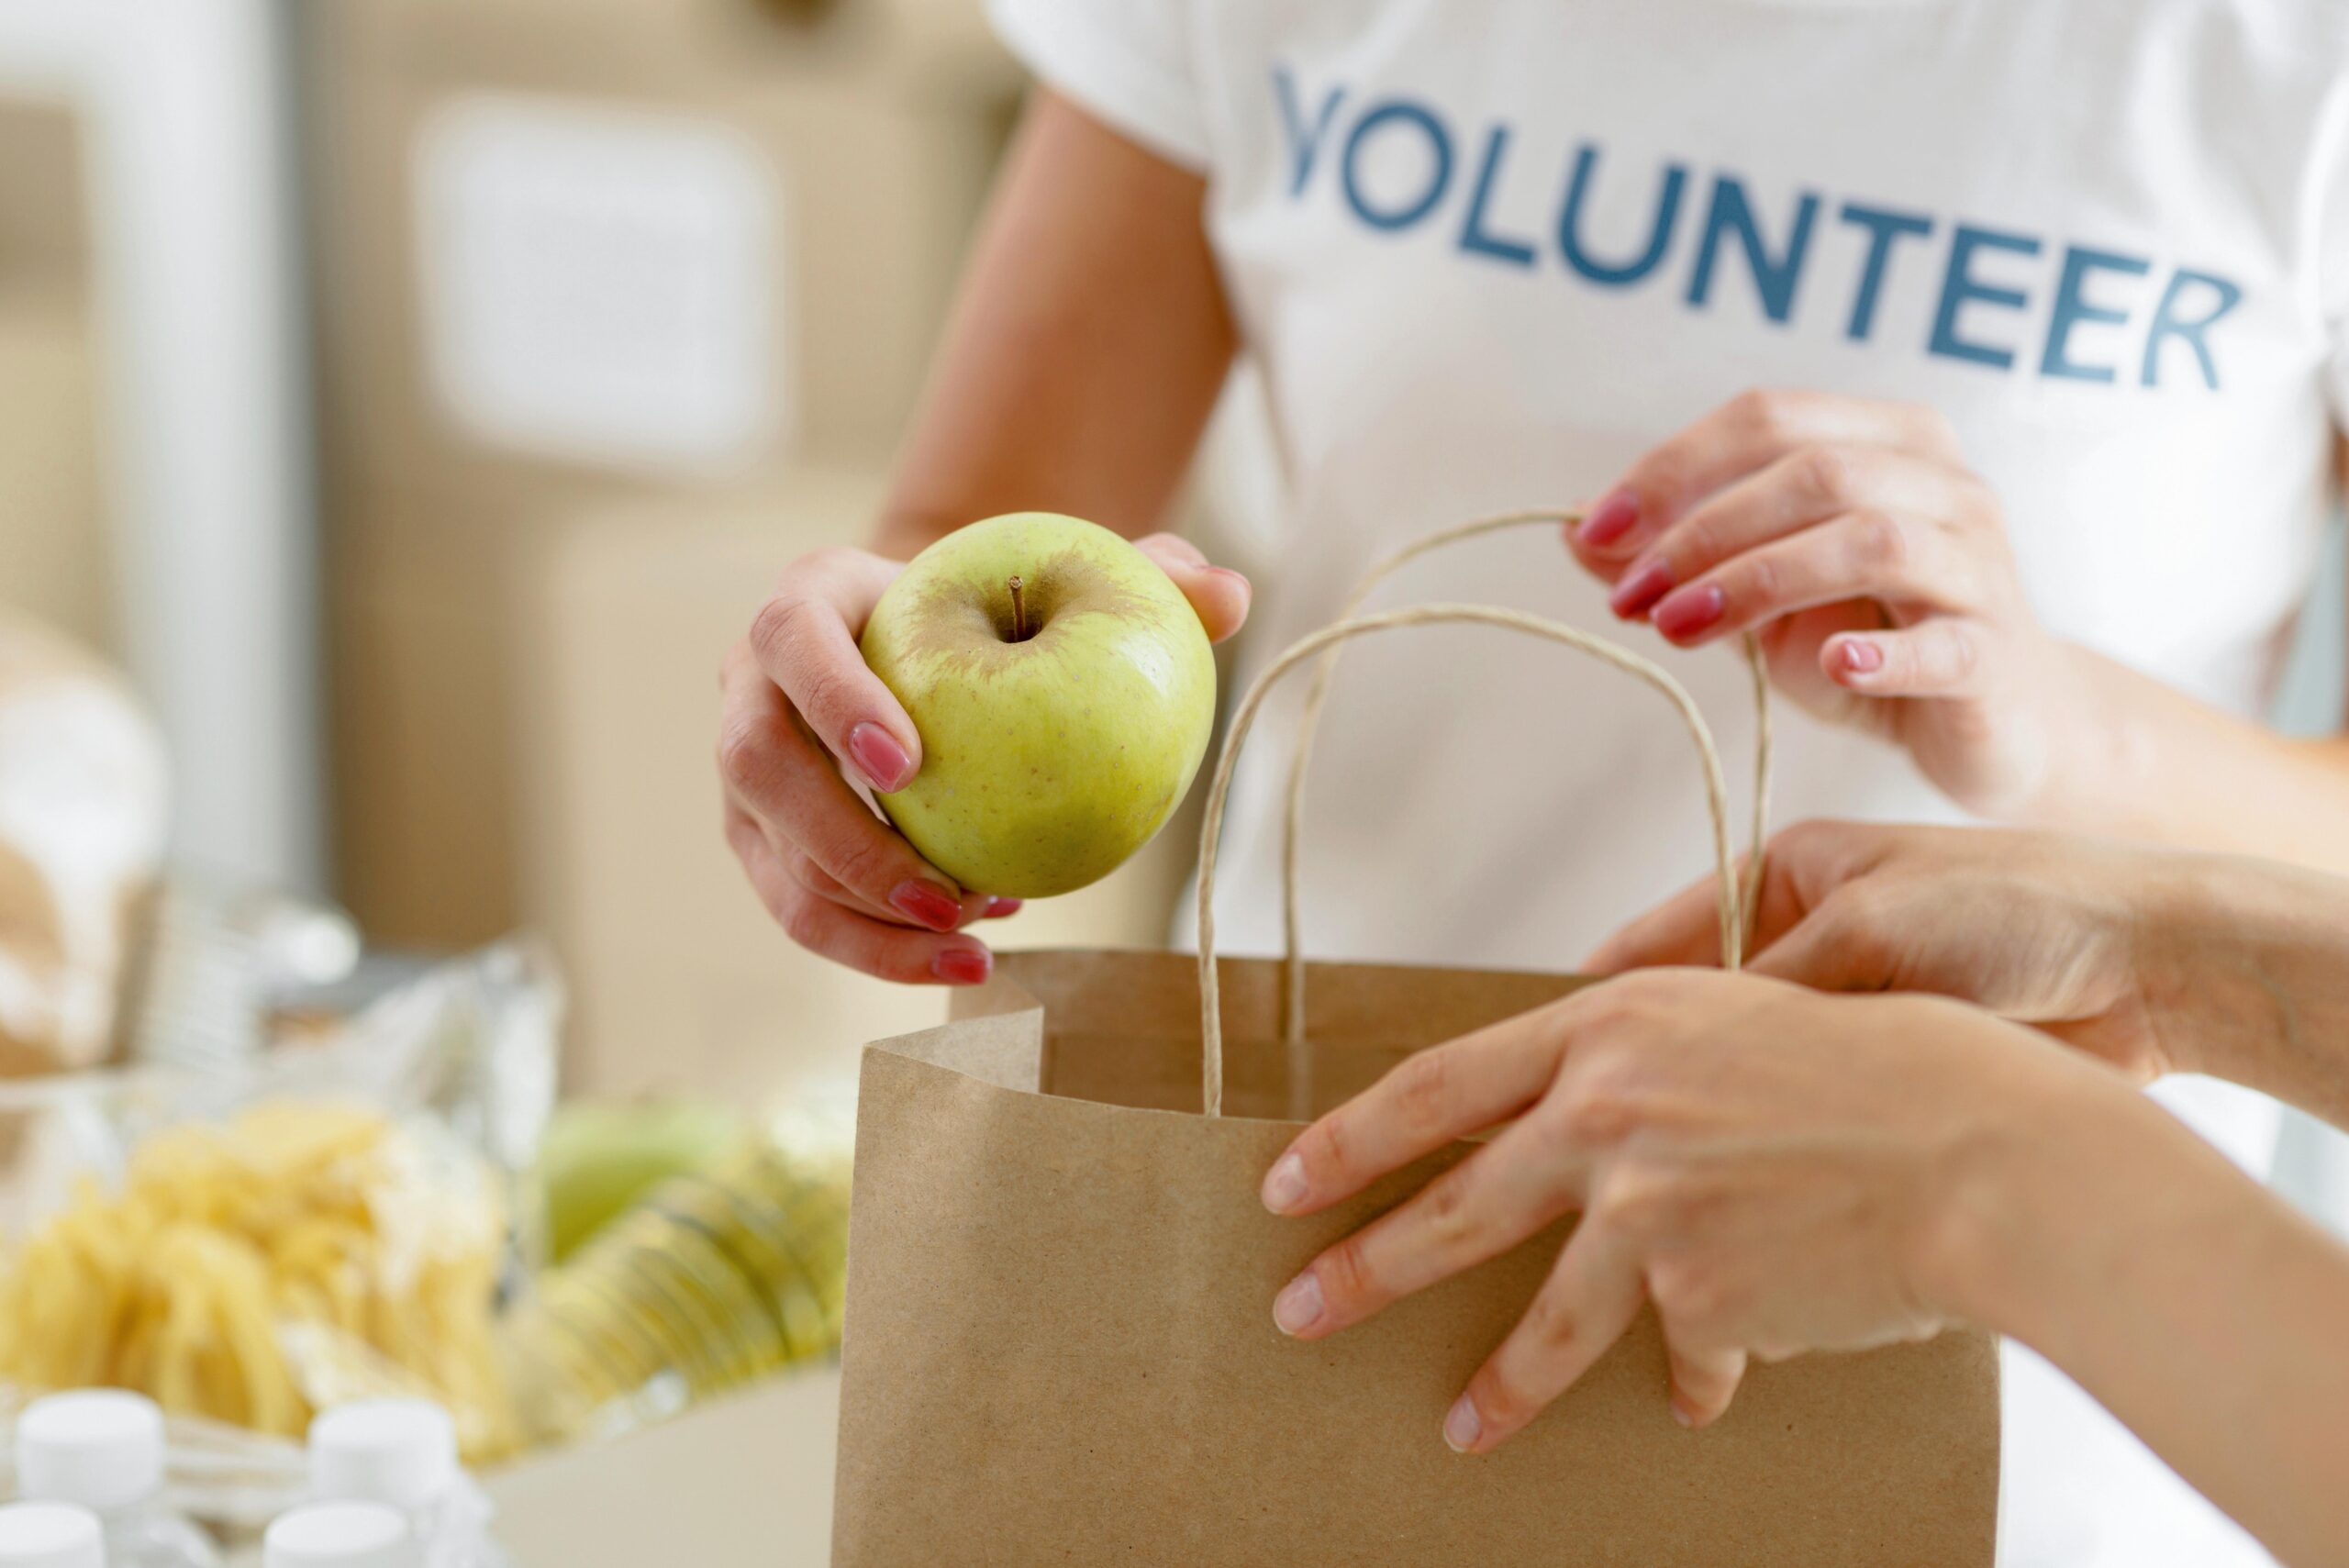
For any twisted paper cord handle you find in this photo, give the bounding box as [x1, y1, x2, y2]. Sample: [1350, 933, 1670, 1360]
[1275, 512, 1773, 1049]
[1197, 601, 1749, 1118]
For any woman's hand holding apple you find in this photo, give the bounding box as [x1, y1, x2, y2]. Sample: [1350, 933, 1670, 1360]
[718, 532, 1249, 985]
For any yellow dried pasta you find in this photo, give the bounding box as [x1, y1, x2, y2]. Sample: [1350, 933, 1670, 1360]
[0, 1099, 513, 1457]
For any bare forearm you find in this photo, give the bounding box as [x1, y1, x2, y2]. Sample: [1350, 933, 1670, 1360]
[1943, 1082, 2349, 1568]
[2132, 851, 2349, 1129]
[2031, 646, 2349, 876]
[871, 90, 1233, 562]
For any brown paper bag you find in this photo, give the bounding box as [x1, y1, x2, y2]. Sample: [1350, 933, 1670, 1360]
[833, 590, 1999, 1566]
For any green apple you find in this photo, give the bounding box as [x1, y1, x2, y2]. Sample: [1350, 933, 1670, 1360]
[536, 1101, 744, 1263]
[858, 512, 1217, 898]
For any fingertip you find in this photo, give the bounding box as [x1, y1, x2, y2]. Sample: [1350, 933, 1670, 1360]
[1572, 486, 1641, 554]
[847, 720, 919, 793]
[1670, 1384, 1734, 1429]
[1260, 1151, 1308, 1214]
[1822, 634, 1884, 687]
[1579, 938, 1632, 977]
[929, 943, 994, 986]
[1442, 1393, 1484, 1454]
[1193, 565, 1252, 642]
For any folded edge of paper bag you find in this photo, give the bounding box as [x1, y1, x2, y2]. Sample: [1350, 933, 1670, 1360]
[867, 968, 1048, 1093]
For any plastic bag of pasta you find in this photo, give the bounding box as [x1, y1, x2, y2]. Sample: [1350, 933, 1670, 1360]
[0, 942, 559, 1476]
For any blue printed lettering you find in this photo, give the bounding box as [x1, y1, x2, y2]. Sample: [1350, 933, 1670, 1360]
[1458, 125, 1538, 268]
[2140, 270, 2243, 390]
[1686, 174, 1820, 325]
[1273, 67, 1346, 198]
[1340, 100, 1455, 232]
[1930, 224, 2042, 370]
[1264, 66, 2244, 393]
[1838, 202, 1934, 343]
[2039, 247, 2153, 384]
[1557, 145, 1687, 288]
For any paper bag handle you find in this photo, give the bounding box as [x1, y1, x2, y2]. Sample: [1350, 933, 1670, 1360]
[1194, 601, 1745, 1118]
[1278, 512, 1773, 1046]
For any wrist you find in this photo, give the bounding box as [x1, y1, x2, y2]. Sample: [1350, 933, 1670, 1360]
[1905, 1045, 2157, 1337]
[2114, 851, 2228, 1081]
[2139, 853, 2349, 1114]
[2008, 640, 2141, 832]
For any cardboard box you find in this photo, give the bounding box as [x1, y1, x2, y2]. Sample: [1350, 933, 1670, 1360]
[327, 494, 538, 947]
[306, 0, 1017, 498]
[487, 1363, 841, 1566]
[0, 96, 89, 290]
[0, 286, 110, 657]
[507, 480, 1198, 1101]
[0, 97, 110, 660]
[322, 0, 1020, 104]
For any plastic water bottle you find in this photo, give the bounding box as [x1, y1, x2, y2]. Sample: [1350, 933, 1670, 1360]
[306, 1404, 505, 1568]
[15, 1391, 218, 1568]
[0, 1503, 105, 1568]
[262, 1504, 417, 1568]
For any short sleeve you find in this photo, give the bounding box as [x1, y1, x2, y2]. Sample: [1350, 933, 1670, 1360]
[985, 0, 1211, 172]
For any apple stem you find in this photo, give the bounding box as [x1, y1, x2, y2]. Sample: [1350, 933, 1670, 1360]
[1008, 574, 1030, 641]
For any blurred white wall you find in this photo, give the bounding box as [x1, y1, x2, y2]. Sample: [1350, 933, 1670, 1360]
[0, 0, 324, 894]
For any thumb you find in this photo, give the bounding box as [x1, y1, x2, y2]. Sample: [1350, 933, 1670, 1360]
[1137, 533, 1252, 644]
[1746, 896, 1891, 995]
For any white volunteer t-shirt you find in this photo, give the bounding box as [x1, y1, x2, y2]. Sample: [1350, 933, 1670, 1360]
[986, 2, 2349, 1564]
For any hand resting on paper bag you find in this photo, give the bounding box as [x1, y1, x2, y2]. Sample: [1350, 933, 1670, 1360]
[1256, 970, 2110, 1439]
[718, 536, 1248, 985]
[1589, 818, 2349, 1127]
[1256, 960, 2349, 1568]
[1252, 820, 2349, 1566]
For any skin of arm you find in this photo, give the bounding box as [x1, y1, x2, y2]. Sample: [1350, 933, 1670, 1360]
[2034, 641, 2349, 879]
[1929, 1065, 2349, 1568]
[2015, 431, 2349, 873]
[1590, 819, 2349, 1129]
[872, 88, 1235, 561]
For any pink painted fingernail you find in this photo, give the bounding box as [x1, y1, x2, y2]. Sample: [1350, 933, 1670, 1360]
[890, 880, 963, 932]
[1575, 487, 1640, 550]
[1609, 559, 1675, 618]
[1443, 1395, 1483, 1452]
[1261, 1152, 1308, 1214]
[1670, 1396, 1698, 1429]
[847, 722, 915, 793]
[930, 946, 993, 985]
[982, 895, 1023, 918]
[1839, 638, 1884, 674]
[1652, 584, 1727, 642]
[1273, 1271, 1324, 1336]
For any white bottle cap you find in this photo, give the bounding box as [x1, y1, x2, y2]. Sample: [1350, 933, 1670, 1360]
[263, 1503, 417, 1568]
[307, 1400, 459, 1512]
[0, 1503, 105, 1568]
[16, 1389, 166, 1511]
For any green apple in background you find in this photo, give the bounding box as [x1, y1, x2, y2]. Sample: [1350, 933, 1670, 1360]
[859, 512, 1217, 898]
[535, 1100, 744, 1263]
